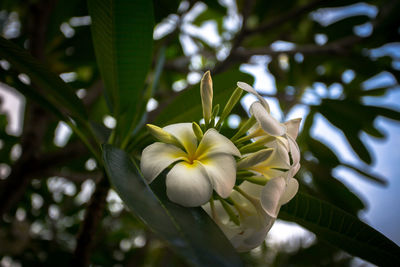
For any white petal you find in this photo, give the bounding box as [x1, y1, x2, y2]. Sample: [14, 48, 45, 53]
[287, 135, 300, 166]
[237, 148, 274, 169]
[284, 118, 301, 139]
[166, 161, 212, 207]
[250, 102, 286, 136]
[260, 177, 287, 218]
[196, 128, 240, 159]
[288, 163, 301, 178]
[237, 181, 263, 199]
[163, 123, 197, 155]
[268, 138, 291, 167]
[232, 222, 269, 252]
[140, 142, 186, 183]
[279, 178, 299, 205]
[250, 141, 290, 176]
[198, 154, 236, 198]
[237, 82, 270, 112]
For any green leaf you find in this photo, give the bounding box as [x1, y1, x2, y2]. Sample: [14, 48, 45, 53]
[307, 138, 340, 168]
[0, 36, 87, 119]
[371, 106, 400, 121]
[317, 100, 373, 164]
[0, 70, 65, 120]
[279, 192, 400, 266]
[153, 0, 180, 23]
[306, 162, 365, 214]
[154, 69, 254, 126]
[342, 163, 387, 185]
[88, 0, 154, 124]
[102, 145, 243, 267]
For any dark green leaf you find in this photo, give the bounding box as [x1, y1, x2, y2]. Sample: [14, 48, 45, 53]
[318, 100, 373, 164]
[280, 192, 400, 267]
[342, 163, 387, 185]
[307, 161, 365, 214]
[102, 145, 243, 267]
[90, 121, 112, 143]
[0, 36, 87, 119]
[0, 70, 64, 120]
[344, 131, 372, 164]
[370, 106, 400, 121]
[307, 138, 340, 168]
[88, 0, 154, 123]
[153, 0, 180, 23]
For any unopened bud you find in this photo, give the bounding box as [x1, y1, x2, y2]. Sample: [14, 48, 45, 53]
[192, 122, 203, 141]
[200, 71, 213, 124]
[237, 148, 274, 169]
[146, 124, 181, 147]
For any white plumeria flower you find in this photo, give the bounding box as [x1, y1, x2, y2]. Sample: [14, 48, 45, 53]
[237, 82, 286, 136]
[203, 83, 302, 251]
[247, 118, 302, 182]
[203, 141, 300, 251]
[203, 176, 298, 252]
[140, 123, 240, 207]
[236, 81, 302, 182]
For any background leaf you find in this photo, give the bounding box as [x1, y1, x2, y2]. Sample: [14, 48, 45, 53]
[279, 192, 400, 266]
[88, 0, 154, 136]
[0, 36, 87, 119]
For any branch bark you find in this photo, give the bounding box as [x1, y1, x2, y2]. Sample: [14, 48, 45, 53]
[72, 176, 109, 267]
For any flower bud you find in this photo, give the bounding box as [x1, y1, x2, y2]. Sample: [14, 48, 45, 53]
[192, 122, 203, 141]
[237, 148, 274, 169]
[146, 124, 181, 148]
[200, 71, 213, 124]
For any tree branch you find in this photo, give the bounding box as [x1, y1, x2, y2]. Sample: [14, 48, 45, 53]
[246, 0, 328, 35]
[233, 35, 362, 61]
[72, 176, 109, 267]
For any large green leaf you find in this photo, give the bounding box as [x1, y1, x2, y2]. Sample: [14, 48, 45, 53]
[279, 192, 400, 266]
[0, 70, 64, 120]
[317, 100, 372, 164]
[0, 36, 87, 119]
[154, 69, 254, 126]
[102, 145, 243, 267]
[88, 0, 154, 124]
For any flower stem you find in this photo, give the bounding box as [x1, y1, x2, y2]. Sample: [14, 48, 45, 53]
[237, 176, 269, 186]
[239, 135, 274, 154]
[218, 197, 240, 226]
[231, 116, 256, 141]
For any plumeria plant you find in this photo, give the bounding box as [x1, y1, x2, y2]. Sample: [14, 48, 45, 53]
[1, 1, 400, 266]
[141, 71, 302, 251]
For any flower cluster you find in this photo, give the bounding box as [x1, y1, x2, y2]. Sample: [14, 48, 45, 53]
[140, 71, 301, 251]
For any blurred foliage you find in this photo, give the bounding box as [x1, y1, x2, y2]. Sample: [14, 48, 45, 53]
[0, 0, 399, 266]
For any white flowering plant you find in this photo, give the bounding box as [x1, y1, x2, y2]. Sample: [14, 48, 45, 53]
[140, 71, 301, 251]
[1, 1, 399, 266]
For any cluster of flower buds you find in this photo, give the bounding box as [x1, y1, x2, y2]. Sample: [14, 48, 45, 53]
[141, 71, 301, 251]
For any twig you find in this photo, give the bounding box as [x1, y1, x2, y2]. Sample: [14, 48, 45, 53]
[245, 0, 328, 35]
[72, 175, 110, 267]
[233, 35, 362, 61]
